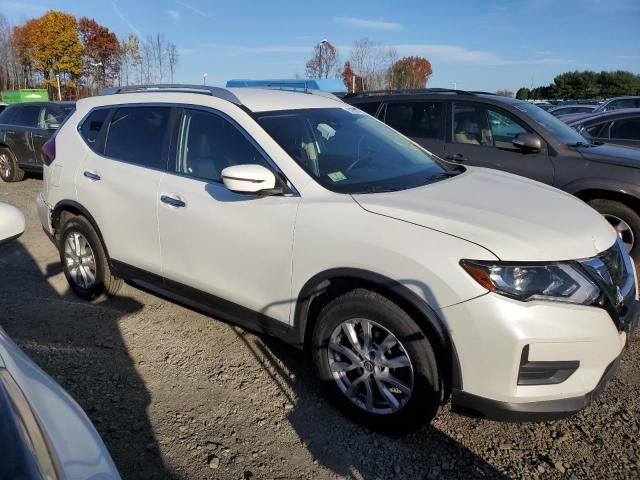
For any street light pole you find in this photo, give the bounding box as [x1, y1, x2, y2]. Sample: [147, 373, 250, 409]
[318, 39, 328, 79]
[55, 74, 62, 101]
[203, 73, 208, 86]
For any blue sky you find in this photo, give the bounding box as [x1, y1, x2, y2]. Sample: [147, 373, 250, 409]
[2, 0, 639, 92]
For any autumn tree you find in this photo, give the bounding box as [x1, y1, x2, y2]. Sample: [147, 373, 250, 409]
[341, 61, 365, 93]
[119, 34, 142, 85]
[305, 40, 339, 79]
[28, 10, 84, 95]
[390, 56, 432, 90]
[78, 17, 121, 92]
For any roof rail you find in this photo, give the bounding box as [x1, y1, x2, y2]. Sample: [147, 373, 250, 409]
[342, 87, 476, 99]
[99, 84, 242, 106]
[253, 86, 340, 101]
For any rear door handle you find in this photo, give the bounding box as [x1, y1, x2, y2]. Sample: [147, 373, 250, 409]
[160, 194, 186, 208]
[445, 154, 468, 162]
[83, 171, 101, 181]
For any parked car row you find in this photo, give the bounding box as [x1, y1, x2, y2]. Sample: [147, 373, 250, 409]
[565, 108, 640, 149]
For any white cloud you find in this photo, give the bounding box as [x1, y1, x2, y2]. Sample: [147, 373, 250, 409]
[166, 10, 181, 20]
[175, 0, 211, 18]
[334, 16, 402, 31]
[111, 1, 143, 38]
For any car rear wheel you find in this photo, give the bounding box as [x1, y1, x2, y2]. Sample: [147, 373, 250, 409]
[0, 148, 25, 183]
[312, 289, 442, 434]
[59, 215, 123, 300]
[589, 199, 640, 259]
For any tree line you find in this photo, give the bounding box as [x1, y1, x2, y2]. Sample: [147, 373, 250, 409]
[0, 10, 179, 99]
[516, 70, 640, 100]
[303, 38, 433, 92]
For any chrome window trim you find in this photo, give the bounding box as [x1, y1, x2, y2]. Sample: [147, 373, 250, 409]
[76, 102, 300, 196]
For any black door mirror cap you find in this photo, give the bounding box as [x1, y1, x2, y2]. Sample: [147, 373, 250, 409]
[512, 133, 542, 153]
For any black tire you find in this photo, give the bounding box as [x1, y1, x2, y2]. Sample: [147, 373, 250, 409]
[59, 215, 123, 300]
[311, 289, 442, 434]
[589, 199, 640, 259]
[0, 148, 25, 183]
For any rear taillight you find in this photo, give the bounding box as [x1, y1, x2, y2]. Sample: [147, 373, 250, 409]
[42, 137, 56, 166]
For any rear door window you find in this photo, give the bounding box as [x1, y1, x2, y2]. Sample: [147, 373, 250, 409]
[12, 106, 40, 127]
[385, 101, 446, 141]
[609, 117, 640, 140]
[104, 107, 172, 169]
[353, 102, 381, 116]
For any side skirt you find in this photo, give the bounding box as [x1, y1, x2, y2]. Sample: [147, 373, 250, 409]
[110, 260, 303, 348]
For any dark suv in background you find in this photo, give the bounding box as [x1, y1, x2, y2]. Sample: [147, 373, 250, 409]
[0, 101, 74, 182]
[344, 89, 640, 259]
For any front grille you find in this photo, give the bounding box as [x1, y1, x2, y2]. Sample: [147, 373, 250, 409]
[598, 243, 628, 289]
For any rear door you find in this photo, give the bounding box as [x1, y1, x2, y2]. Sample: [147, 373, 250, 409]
[446, 101, 554, 184]
[606, 116, 640, 148]
[32, 105, 73, 166]
[382, 99, 448, 157]
[76, 105, 174, 275]
[7, 105, 40, 166]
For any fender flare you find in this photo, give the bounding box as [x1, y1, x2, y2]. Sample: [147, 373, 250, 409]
[51, 200, 111, 259]
[293, 267, 463, 390]
[563, 178, 640, 199]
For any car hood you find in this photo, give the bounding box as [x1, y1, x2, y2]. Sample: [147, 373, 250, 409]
[352, 167, 616, 261]
[577, 143, 640, 168]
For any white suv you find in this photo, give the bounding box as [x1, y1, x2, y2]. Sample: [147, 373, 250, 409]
[37, 85, 638, 433]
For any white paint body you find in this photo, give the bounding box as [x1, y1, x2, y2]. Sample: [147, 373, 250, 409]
[38, 88, 630, 410]
[0, 328, 120, 479]
[0, 202, 25, 244]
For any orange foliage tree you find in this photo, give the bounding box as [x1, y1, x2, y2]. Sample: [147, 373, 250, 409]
[390, 56, 433, 90]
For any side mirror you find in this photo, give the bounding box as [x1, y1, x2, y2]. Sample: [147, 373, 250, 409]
[0, 203, 25, 245]
[221, 164, 282, 196]
[512, 132, 542, 152]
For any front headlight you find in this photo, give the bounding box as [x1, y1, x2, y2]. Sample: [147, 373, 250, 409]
[460, 260, 600, 305]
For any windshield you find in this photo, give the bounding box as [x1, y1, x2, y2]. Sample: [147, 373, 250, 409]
[513, 102, 587, 146]
[256, 107, 457, 193]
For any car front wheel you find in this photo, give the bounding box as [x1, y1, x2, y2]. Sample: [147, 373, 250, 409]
[312, 289, 442, 434]
[589, 199, 640, 259]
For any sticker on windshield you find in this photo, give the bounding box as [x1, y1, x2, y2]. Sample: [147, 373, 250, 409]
[328, 171, 347, 182]
[342, 106, 365, 115]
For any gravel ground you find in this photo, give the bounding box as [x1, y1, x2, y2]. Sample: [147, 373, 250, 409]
[1, 177, 639, 480]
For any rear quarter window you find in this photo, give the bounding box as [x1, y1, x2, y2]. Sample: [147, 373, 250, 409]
[79, 108, 110, 152]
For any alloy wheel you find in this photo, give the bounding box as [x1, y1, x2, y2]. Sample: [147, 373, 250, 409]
[0, 152, 11, 179]
[328, 318, 414, 415]
[604, 214, 634, 253]
[64, 232, 97, 289]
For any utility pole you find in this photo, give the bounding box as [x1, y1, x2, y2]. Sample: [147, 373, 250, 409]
[56, 74, 62, 101]
[318, 39, 328, 79]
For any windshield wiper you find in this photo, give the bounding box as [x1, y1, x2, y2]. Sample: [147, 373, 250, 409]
[567, 141, 591, 148]
[352, 185, 399, 194]
[423, 170, 461, 184]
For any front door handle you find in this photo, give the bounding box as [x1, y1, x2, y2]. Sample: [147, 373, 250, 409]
[445, 153, 468, 162]
[160, 194, 186, 208]
[83, 171, 101, 181]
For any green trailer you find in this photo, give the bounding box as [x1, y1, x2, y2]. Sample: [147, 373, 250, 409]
[1, 89, 49, 104]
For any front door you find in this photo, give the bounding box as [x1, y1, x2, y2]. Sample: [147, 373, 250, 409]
[158, 108, 300, 324]
[447, 101, 555, 185]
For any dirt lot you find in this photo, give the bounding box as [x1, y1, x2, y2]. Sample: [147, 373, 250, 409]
[1, 177, 639, 480]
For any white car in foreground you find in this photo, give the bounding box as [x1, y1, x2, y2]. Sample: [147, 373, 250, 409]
[37, 85, 638, 433]
[0, 203, 120, 479]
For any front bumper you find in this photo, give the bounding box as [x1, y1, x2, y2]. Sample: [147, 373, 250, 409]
[439, 291, 636, 421]
[451, 354, 621, 422]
